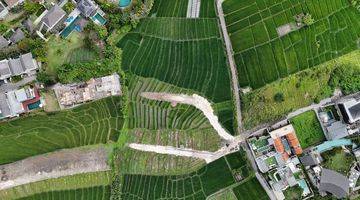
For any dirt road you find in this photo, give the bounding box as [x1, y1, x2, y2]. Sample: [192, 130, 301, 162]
[0, 147, 110, 190]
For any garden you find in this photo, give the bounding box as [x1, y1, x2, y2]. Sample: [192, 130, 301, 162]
[290, 110, 325, 149]
[322, 147, 356, 176]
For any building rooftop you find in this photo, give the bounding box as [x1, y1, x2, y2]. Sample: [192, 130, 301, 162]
[269, 124, 295, 139]
[0, 36, 9, 49]
[0, 60, 11, 79]
[42, 5, 66, 29]
[9, 28, 25, 44]
[20, 53, 37, 71]
[319, 168, 349, 199]
[8, 58, 23, 75]
[3, 0, 20, 7]
[339, 98, 360, 124]
[299, 153, 323, 167]
[326, 121, 348, 140]
[77, 0, 98, 17]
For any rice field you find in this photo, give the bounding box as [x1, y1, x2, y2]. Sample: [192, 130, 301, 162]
[0, 96, 124, 165]
[223, 0, 360, 88]
[150, 0, 216, 17]
[119, 8, 232, 104]
[115, 150, 253, 199]
[119, 156, 235, 199]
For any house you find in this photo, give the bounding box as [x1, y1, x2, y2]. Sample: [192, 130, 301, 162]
[299, 153, 323, 167]
[39, 5, 67, 33]
[0, 36, 9, 49]
[9, 28, 25, 44]
[75, 0, 106, 25]
[338, 98, 360, 124]
[0, 52, 39, 80]
[0, 2, 9, 19]
[3, 0, 23, 8]
[319, 168, 349, 199]
[23, 19, 35, 34]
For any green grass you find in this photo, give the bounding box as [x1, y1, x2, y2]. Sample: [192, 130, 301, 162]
[290, 110, 325, 149]
[232, 176, 269, 200]
[208, 189, 237, 200]
[223, 0, 360, 89]
[241, 50, 360, 130]
[322, 148, 355, 175]
[0, 171, 111, 199]
[66, 47, 97, 64]
[46, 33, 85, 75]
[0, 96, 124, 164]
[150, 0, 216, 17]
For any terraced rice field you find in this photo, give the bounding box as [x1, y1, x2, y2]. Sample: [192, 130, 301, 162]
[119, 152, 247, 199]
[119, 7, 232, 104]
[0, 96, 124, 164]
[223, 0, 360, 88]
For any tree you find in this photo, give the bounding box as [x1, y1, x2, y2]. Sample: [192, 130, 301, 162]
[329, 64, 360, 95]
[36, 71, 56, 86]
[303, 13, 315, 26]
[63, 2, 75, 14]
[23, 0, 42, 14]
[274, 92, 285, 102]
[0, 24, 9, 35]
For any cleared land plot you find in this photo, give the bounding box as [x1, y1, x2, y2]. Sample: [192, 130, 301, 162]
[0, 171, 111, 199]
[66, 47, 98, 64]
[232, 177, 269, 200]
[17, 185, 110, 200]
[223, 0, 360, 88]
[290, 110, 325, 149]
[119, 156, 236, 199]
[0, 96, 124, 164]
[322, 147, 355, 176]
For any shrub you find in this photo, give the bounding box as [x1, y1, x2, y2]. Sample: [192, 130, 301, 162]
[303, 13, 315, 26]
[329, 64, 360, 94]
[274, 92, 285, 102]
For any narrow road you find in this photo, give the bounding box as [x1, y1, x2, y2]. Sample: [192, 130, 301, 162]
[216, 0, 243, 135]
[141, 92, 235, 141]
[286, 97, 333, 118]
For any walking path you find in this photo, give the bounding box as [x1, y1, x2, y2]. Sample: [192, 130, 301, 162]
[287, 97, 333, 118]
[216, 0, 243, 135]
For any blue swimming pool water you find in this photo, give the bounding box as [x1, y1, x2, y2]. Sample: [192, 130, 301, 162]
[298, 179, 310, 195]
[60, 16, 81, 38]
[28, 100, 41, 110]
[315, 139, 353, 153]
[92, 13, 107, 25]
[119, 0, 131, 7]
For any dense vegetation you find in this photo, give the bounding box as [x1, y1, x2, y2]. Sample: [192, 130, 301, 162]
[223, 0, 360, 89]
[0, 96, 124, 164]
[291, 110, 325, 148]
[241, 50, 360, 129]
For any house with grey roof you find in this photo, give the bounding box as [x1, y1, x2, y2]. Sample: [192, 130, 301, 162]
[319, 168, 349, 199]
[77, 0, 98, 17]
[0, 36, 9, 49]
[299, 153, 323, 167]
[23, 19, 35, 34]
[9, 29, 25, 44]
[3, 0, 23, 8]
[0, 60, 11, 80]
[338, 98, 360, 124]
[0, 52, 39, 80]
[0, 2, 9, 20]
[38, 5, 67, 33]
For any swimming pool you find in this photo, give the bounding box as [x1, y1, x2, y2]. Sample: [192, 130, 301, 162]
[28, 100, 41, 110]
[298, 179, 310, 196]
[119, 0, 131, 8]
[60, 16, 81, 38]
[92, 13, 107, 25]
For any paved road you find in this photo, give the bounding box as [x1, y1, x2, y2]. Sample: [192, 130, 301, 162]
[216, 0, 243, 136]
[287, 97, 333, 118]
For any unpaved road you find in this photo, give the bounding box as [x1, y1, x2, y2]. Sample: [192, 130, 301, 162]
[141, 92, 235, 141]
[216, 0, 243, 135]
[0, 147, 110, 190]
